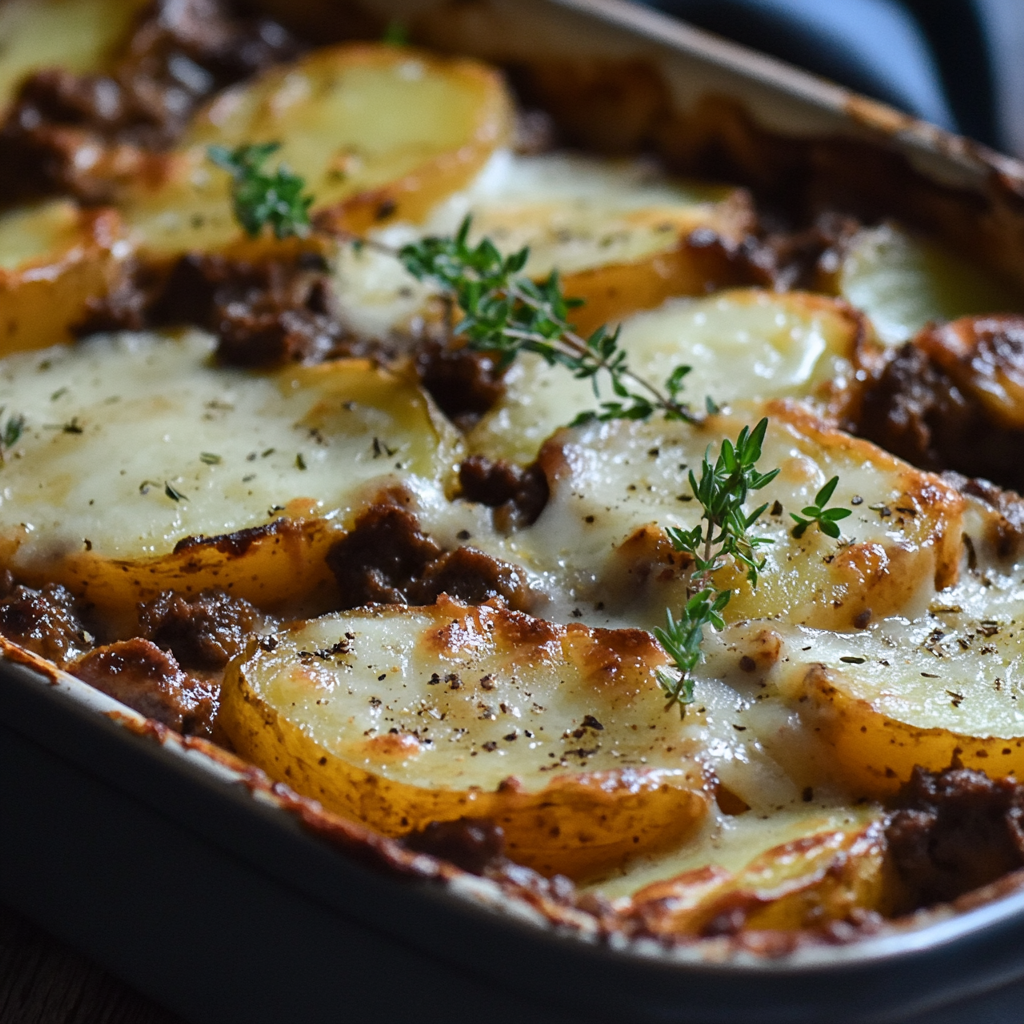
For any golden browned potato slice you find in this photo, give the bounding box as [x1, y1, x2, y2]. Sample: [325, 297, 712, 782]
[517, 400, 963, 633]
[0, 200, 128, 354]
[332, 153, 755, 341]
[624, 820, 894, 935]
[219, 597, 709, 880]
[832, 223, 1024, 346]
[0, 334, 461, 625]
[765, 578, 1024, 796]
[0, 0, 147, 113]
[468, 289, 878, 465]
[121, 44, 512, 258]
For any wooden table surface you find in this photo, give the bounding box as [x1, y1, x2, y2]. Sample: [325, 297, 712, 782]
[0, 902, 182, 1024]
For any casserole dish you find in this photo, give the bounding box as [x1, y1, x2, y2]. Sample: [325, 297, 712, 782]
[6, 0, 1024, 1020]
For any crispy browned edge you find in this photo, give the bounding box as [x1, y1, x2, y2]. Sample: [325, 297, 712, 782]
[10, 631, 1024, 960]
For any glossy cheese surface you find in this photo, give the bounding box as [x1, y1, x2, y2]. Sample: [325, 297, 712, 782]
[221, 598, 709, 879]
[521, 402, 963, 632]
[469, 289, 870, 464]
[0, 332, 460, 565]
[331, 151, 753, 340]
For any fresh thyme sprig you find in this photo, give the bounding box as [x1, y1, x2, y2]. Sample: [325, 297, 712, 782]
[208, 143, 313, 240]
[397, 218, 698, 423]
[0, 408, 25, 466]
[210, 150, 851, 721]
[790, 475, 852, 539]
[654, 418, 780, 715]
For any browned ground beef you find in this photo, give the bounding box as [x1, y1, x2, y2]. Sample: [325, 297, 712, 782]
[78, 251, 374, 367]
[402, 817, 507, 875]
[325, 503, 531, 610]
[458, 455, 549, 531]
[0, 0, 299, 205]
[855, 316, 1024, 492]
[886, 766, 1024, 912]
[757, 211, 861, 291]
[138, 588, 269, 670]
[0, 580, 94, 665]
[70, 637, 218, 736]
[415, 341, 506, 427]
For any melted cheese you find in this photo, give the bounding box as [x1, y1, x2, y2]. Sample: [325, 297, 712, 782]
[469, 289, 870, 464]
[837, 223, 1023, 346]
[520, 402, 963, 632]
[122, 45, 511, 256]
[330, 151, 753, 340]
[222, 598, 709, 879]
[0, 332, 460, 585]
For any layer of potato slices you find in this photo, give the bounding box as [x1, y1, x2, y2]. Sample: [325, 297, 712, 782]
[0, 333, 461, 623]
[0, 0, 146, 113]
[832, 223, 1024, 346]
[0, 200, 128, 354]
[468, 289, 877, 465]
[518, 401, 963, 632]
[219, 597, 709, 880]
[762, 573, 1024, 796]
[120, 44, 512, 258]
[332, 152, 756, 341]
[622, 818, 893, 936]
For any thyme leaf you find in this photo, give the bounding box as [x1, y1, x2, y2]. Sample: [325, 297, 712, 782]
[657, 418, 780, 716]
[208, 143, 313, 239]
[790, 475, 853, 539]
[397, 216, 699, 424]
[0, 408, 25, 465]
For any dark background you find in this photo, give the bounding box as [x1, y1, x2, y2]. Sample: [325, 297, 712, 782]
[643, 0, 1024, 158]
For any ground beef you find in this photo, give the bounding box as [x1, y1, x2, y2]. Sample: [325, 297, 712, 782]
[325, 503, 532, 611]
[402, 817, 507, 875]
[855, 316, 1024, 492]
[415, 341, 506, 428]
[326, 504, 444, 607]
[756, 211, 861, 291]
[70, 637, 218, 736]
[0, 583, 93, 665]
[458, 455, 549, 531]
[416, 547, 531, 608]
[0, 0, 299, 205]
[78, 252, 361, 367]
[886, 766, 1024, 912]
[138, 589, 268, 670]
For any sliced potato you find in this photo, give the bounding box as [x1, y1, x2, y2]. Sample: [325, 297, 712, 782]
[0, 0, 146, 113]
[332, 152, 755, 341]
[468, 289, 877, 465]
[766, 577, 1024, 796]
[121, 44, 512, 257]
[521, 401, 963, 632]
[625, 820, 894, 935]
[0, 334, 461, 621]
[219, 598, 709, 880]
[0, 200, 128, 353]
[834, 223, 1024, 346]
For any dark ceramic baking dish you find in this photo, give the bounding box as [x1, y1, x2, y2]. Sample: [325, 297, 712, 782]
[6, 1, 1024, 1020]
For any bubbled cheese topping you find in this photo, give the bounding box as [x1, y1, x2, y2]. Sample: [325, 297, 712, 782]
[0, 331, 460, 565]
[237, 599, 706, 794]
[468, 289, 868, 464]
